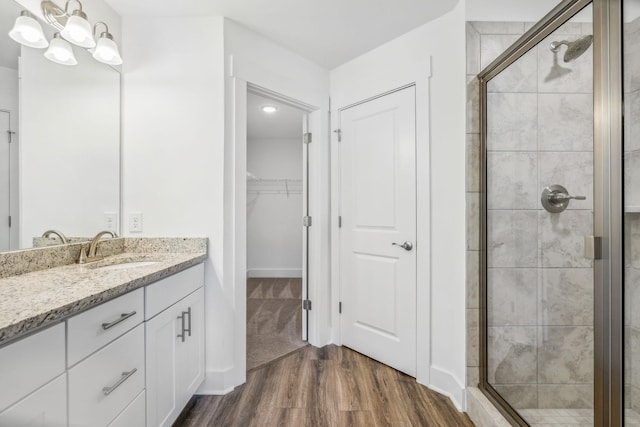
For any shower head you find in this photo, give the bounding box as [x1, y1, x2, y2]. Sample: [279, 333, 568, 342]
[549, 35, 593, 62]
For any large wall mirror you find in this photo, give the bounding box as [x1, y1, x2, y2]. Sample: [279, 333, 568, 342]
[0, 0, 121, 251]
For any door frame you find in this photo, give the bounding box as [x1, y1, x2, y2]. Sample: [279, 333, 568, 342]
[330, 57, 433, 391]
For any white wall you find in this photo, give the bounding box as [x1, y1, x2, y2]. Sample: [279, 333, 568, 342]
[247, 138, 303, 277]
[0, 66, 18, 250]
[330, 1, 467, 409]
[20, 47, 120, 248]
[120, 15, 227, 391]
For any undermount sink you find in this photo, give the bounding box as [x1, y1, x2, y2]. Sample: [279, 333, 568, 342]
[94, 261, 160, 271]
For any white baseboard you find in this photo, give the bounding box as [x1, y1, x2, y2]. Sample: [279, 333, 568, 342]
[427, 365, 466, 411]
[247, 268, 302, 278]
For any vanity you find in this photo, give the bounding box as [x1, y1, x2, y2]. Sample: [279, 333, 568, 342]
[0, 237, 207, 427]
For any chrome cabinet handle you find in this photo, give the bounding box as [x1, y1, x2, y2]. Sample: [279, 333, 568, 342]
[102, 368, 137, 396]
[392, 241, 414, 251]
[101, 311, 137, 330]
[177, 311, 186, 342]
[541, 184, 587, 213]
[185, 307, 192, 337]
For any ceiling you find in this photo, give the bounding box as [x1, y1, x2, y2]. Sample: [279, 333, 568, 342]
[104, 0, 459, 69]
[247, 92, 304, 140]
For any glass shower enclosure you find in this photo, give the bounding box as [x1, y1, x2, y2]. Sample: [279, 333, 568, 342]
[477, 0, 640, 425]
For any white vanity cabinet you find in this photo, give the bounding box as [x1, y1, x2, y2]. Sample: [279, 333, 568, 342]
[145, 265, 205, 427]
[0, 323, 67, 427]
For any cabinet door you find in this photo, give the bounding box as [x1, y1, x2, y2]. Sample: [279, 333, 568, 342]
[145, 299, 181, 427]
[176, 287, 205, 407]
[0, 374, 67, 427]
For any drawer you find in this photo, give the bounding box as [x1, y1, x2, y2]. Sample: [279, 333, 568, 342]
[145, 263, 204, 319]
[68, 324, 145, 427]
[67, 288, 144, 367]
[0, 373, 66, 427]
[107, 390, 145, 427]
[0, 323, 65, 411]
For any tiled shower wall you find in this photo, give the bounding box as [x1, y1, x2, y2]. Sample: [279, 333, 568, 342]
[466, 21, 595, 410]
[625, 15, 640, 414]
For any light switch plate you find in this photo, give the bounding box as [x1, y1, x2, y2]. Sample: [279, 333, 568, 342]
[129, 212, 143, 233]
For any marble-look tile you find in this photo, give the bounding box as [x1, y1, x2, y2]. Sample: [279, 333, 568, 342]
[487, 93, 538, 151]
[467, 366, 479, 388]
[488, 210, 538, 268]
[633, 328, 640, 389]
[494, 384, 537, 409]
[626, 152, 640, 210]
[633, 385, 640, 414]
[488, 326, 537, 383]
[467, 133, 480, 193]
[625, 90, 640, 153]
[467, 308, 479, 367]
[467, 250, 479, 309]
[537, 326, 593, 383]
[627, 326, 633, 392]
[488, 48, 538, 93]
[467, 193, 480, 251]
[624, 27, 640, 93]
[539, 151, 593, 211]
[538, 93, 593, 152]
[487, 268, 537, 326]
[538, 34, 593, 94]
[467, 387, 513, 427]
[626, 267, 640, 329]
[467, 76, 480, 134]
[537, 384, 593, 409]
[467, 23, 481, 75]
[480, 34, 520, 69]
[538, 268, 593, 326]
[488, 152, 538, 210]
[472, 22, 525, 36]
[628, 214, 640, 269]
[539, 210, 594, 268]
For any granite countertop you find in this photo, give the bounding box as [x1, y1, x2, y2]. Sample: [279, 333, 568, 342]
[0, 248, 207, 345]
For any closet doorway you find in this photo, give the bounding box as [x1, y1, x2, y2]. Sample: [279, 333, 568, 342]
[246, 90, 308, 370]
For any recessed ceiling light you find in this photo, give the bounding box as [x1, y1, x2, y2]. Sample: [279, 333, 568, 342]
[261, 105, 278, 113]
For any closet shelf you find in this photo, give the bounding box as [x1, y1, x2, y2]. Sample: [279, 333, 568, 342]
[247, 178, 303, 196]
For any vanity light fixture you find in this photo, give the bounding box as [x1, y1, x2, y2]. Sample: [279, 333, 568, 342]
[44, 32, 77, 66]
[8, 11, 49, 49]
[91, 22, 122, 65]
[262, 105, 278, 113]
[59, 0, 95, 48]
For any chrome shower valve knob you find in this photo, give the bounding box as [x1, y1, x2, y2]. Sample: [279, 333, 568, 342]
[541, 184, 587, 213]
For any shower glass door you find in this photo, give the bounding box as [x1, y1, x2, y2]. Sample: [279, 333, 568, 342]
[624, 0, 640, 424]
[481, 2, 595, 425]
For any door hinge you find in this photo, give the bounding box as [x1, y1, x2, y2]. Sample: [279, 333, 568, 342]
[303, 216, 312, 227]
[303, 133, 312, 144]
[338, 216, 342, 228]
[7, 131, 15, 143]
[8, 216, 11, 227]
[333, 129, 342, 142]
[339, 301, 342, 314]
[584, 236, 602, 260]
[303, 299, 312, 310]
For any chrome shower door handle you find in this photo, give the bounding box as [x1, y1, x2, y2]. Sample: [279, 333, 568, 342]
[392, 241, 413, 251]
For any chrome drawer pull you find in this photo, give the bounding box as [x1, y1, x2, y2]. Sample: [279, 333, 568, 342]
[185, 307, 192, 337]
[101, 311, 137, 330]
[102, 368, 137, 396]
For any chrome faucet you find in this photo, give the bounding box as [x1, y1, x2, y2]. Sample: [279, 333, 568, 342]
[41, 230, 69, 244]
[78, 230, 118, 264]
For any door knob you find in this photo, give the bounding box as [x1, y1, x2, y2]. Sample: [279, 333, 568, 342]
[392, 241, 413, 251]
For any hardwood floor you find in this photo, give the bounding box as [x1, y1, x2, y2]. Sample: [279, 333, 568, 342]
[178, 345, 474, 427]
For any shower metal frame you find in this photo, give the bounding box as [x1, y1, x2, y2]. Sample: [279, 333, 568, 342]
[476, 0, 624, 425]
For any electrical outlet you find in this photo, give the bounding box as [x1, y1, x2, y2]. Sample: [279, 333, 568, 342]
[129, 212, 143, 233]
[104, 212, 117, 232]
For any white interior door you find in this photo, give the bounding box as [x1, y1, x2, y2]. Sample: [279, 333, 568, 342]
[0, 112, 10, 252]
[339, 86, 417, 376]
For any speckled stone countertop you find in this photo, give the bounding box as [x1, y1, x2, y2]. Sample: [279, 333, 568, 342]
[0, 238, 207, 345]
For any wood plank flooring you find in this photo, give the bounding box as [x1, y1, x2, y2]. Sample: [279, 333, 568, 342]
[178, 345, 474, 427]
